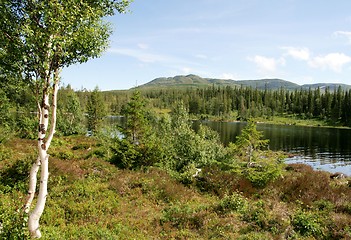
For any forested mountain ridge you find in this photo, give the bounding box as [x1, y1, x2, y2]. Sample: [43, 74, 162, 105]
[138, 74, 351, 91]
[301, 83, 351, 91]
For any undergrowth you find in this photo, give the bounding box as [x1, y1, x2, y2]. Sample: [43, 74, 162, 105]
[0, 137, 350, 239]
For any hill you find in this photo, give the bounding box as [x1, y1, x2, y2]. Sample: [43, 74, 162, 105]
[140, 74, 241, 88]
[138, 74, 351, 91]
[301, 83, 351, 91]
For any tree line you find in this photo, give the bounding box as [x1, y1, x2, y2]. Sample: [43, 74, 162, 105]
[98, 85, 351, 127]
[146, 85, 351, 125]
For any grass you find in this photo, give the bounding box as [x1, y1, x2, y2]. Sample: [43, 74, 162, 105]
[253, 114, 346, 128]
[1, 136, 350, 239]
[188, 111, 350, 129]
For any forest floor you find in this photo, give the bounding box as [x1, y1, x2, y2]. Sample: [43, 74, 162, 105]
[1, 136, 351, 239]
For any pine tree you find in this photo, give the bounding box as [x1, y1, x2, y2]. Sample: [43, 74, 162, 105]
[86, 87, 107, 135]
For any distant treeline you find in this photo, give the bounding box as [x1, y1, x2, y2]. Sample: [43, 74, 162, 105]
[91, 85, 351, 127]
[3, 83, 350, 132]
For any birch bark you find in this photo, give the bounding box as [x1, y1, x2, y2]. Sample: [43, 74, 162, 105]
[26, 67, 60, 238]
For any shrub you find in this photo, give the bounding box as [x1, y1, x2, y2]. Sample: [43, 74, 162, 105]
[217, 191, 248, 214]
[196, 165, 257, 197]
[313, 200, 334, 212]
[0, 194, 30, 239]
[277, 164, 348, 206]
[15, 116, 37, 139]
[0, 126, 11, 144]
[242, 200, 268, 229]
[0, 145, 12, 162]
[243, 156, 284, 188]
[292, 210, 324, 237]
[56, 151, 74, 160]
[110, 138, 143, 169]
[237, 231, 272, 240]
[0, 158, 32, 193]
[160, 204, 207, 230]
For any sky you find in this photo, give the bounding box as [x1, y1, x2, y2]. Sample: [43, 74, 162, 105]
[61, 0, 351, 90]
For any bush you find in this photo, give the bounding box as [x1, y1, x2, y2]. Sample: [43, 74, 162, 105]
[56, 151, 74, 160]
[237, 232, 272, 240]
[160, 204, 206, 230]
[15, 116, 37, 139]
[217, 191, 248, 214]
[0, 158, 32, 193]
[0, 144, 12, 162]
[0, 194, 30, 239]
[155, 103, 225, 183]
[110, 138, 143, 169]
[243, 156, 284, 188]
[292, 210, 324, 237]
[242, 200, 268, 229]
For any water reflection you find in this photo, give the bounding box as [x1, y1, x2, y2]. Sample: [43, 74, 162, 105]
[196, 121, 351, 175]
[109, 116, 351, 175]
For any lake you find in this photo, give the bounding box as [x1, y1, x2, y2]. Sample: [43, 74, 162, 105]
[110, 116, 351, 175]
[195, 121, 351, 175]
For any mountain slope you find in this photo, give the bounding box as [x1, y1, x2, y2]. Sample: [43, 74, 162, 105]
[235, 79, 299, 90]
[138, 74, 351, 91]
[136, 75, 290, 90]
[301, 83, 351, 91]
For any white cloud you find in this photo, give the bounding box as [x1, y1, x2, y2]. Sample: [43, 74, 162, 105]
[195, 54, 208, 59]
[181, 67, 193, 74]
[108, 48, 169, 63]
[308, 53, 351, 72]
[249, 55, 285, 73]
[220, 73, 236, 79]
[334, 31, 351, 44]
[137, 43, 149, 50]
[281, 47, 310, 61]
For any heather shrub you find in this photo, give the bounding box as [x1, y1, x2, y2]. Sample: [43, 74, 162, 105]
[292, 210, 324, 237]
[0, 194, 29, 240]
[0, 157, 32, 193]
[196, 165, 257, 197]
[160, 204, 208, 230]
[237, 232, 272, 240]
[277, 163, 351, 208]
[217, 191, 248, 214]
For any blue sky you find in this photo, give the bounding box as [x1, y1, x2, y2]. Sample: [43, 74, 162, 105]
[61, 0, 351, 90]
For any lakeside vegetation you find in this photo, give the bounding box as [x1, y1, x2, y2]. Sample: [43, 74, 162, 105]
[1, 90, 351, 239]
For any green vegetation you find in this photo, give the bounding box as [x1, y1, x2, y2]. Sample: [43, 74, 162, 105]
[1, 92, 350, 239]
[3, 0, 348, 238]
[1, 136, 350, 239]
[86, 87, 108, 135]
[1, 0, 132, 237]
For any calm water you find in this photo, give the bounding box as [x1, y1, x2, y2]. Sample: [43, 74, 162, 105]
[196, 121, 351, 175]
[110, 116, 351, 175]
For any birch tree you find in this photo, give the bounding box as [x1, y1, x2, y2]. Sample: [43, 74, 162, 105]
[0, 0, 131, 238]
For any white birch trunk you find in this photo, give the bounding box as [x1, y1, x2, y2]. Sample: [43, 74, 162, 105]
[24, 156, 40, 214]
[27, 66, 60, 238]
[28, 92, 50, 238]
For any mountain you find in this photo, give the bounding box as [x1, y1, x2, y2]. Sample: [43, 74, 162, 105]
[141, 74, 241, 88]
[301, 83, 351, 91]
[234, 79, 299, 90]
[138, 74, 351, 91]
